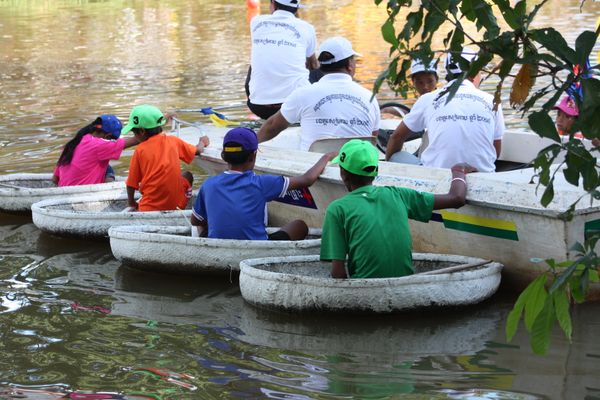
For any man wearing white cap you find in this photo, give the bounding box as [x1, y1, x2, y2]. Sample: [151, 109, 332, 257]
[386, 48, 504, 172]
[257, 36, 381, 151]
[247, 0, 318, 120]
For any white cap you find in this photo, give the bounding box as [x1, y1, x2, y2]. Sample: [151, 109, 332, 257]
[410, 59, 438, 77]
[445, 47, 478, 75]
[274, 0, 305, 8]
[318, 37, 362, 65]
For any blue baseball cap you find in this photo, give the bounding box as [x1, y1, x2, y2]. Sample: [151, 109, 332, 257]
[97, 115, 123, 139]
[223, 127, 258, 152]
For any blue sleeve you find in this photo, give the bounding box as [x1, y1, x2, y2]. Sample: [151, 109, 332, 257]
[192, 185, 207, 221]
[259, 175, 288, 202]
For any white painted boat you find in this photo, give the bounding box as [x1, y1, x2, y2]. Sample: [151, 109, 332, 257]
[174, 122, 600, 296]
[31, 192, 193, 239]
[109, 225, 322, 274]
[239, 254, 503, 313]
[0, 173, 125, 214]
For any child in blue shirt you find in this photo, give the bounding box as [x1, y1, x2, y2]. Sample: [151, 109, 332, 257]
[191, 127, 335, 240]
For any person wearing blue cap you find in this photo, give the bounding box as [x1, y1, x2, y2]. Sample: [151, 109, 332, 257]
[191, 127, 336, 240]
[53, 115, 140, 187]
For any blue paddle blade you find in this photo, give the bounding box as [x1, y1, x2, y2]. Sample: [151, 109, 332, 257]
[200, 107, 228, 120]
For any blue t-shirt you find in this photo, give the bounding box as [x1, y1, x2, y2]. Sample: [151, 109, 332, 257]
[193, 171, 289, 240]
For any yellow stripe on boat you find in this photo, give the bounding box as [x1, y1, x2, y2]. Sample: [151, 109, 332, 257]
[434, 211, 519, 241]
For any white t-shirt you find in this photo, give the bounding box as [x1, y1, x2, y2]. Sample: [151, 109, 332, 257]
[249, 10, 317, 105]
[403, 80, 504, 172]
[280, 73, 381, 151]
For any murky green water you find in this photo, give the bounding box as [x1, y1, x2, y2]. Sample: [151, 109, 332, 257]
[1, 1, 600, 398]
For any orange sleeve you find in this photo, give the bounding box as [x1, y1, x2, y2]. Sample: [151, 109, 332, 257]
[173, 136, 197, 164]
[126, 149, 141, 189]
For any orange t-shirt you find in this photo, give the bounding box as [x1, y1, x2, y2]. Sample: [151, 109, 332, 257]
[126, 134, 196, 211]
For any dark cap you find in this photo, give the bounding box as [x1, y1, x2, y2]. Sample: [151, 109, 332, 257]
[223, 127, 258, 152]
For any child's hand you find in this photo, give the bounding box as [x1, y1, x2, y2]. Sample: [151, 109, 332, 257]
[163, 112, 176, 123]
[323, 151, 338, 162]
[451, 163, 477, 174]
[199, 135, 210, 148]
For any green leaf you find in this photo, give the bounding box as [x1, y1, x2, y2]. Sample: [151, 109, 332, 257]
[523, 274, 548, 331]
[381, 19, 398, 47]
[540, 182, 554, 207]
[530, 298, 555, 355]
[529, 110, 560, 142]
[580, 79, 600, 140]
[549, 259, 579, 292]
[575, 30, 597, 67]
[460, 0, 476, 21]
[472, 0, 500, 39]
[530, 28, 577, 64]
[400, 10, 423, 41]
[553, 290, 572, 340]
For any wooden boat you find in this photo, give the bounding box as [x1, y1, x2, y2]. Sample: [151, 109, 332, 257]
[239, 254, 503, 313]
[172, 122, 600, 296]
[0, 173, 125, 214]
[109, 225, 322, 274]
[31, 192, 193, 239]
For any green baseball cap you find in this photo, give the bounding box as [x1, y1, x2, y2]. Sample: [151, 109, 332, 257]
[331, 139, 379, 177]
[121, 105, 166, 135]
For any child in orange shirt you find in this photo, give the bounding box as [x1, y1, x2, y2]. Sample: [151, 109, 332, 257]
[122, 105, 209, 212]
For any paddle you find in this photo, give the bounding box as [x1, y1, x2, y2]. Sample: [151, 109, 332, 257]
[0, 182, 25, 190]
[417, 260, 492, 275]
[175, 103, 247, 120]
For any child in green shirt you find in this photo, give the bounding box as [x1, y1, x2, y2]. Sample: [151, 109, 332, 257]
[320, 139, 475, 279]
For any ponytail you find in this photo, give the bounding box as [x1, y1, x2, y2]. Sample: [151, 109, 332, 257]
[57, 122, 97, 166]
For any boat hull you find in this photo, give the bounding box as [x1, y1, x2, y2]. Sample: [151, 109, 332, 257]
[0, 173, 126, 214]
[109, 225, 322, 274]
[31, 192, 193, 239]
[240, 254, 503, 313]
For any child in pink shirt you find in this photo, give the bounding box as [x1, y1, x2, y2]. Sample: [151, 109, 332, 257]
[53, 115, 139, 187]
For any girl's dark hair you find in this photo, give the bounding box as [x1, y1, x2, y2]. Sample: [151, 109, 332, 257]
[318, 52, 351, 72]
[57, 118, 103, 166]
[131, 126, 163, 137]
[221, 142, 254, 165]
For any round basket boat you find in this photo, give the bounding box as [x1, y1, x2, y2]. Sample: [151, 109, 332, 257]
[31, 192, 193, 239]
[239, 254, 503, 313]
[0, 173, 125, 214]
[109, 225, 322, 274]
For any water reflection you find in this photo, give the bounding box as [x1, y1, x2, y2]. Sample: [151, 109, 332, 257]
[1, 0, 600, 397]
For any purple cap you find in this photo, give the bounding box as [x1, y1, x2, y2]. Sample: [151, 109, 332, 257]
[223, 127, 258, 152]
[97, 115, 123, 139]
[553, 96, 579, 117]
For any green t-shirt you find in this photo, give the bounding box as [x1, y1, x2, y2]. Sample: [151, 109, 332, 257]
[320, 185, 435, 278]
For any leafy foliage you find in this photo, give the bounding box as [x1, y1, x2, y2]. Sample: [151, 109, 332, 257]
[374, 0, 600, 354]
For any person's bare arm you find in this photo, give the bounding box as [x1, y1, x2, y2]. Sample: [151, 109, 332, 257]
[331, 260, 347, 279]
[385, 122, 413, 161]
[306, 54, 319, 70]
[257, 112, 290, 143]
[195, 135, 210, 155]
[288, 151, 337, 190]
[493, 139, 502, 159]
[126, 186, 138, 210]
[190, 214, 208, 237]
[432, 163, 477, 210]
[123, 136, 140, 149]
[371, 129, 379, 137]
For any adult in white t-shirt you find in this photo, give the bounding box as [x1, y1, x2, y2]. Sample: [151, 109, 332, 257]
[385, 49, 504, 172]
[257, 36, 381, 151]
[247, 0, 318, 120]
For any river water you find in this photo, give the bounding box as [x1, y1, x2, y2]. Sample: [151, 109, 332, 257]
[1, 1, 600, 399]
